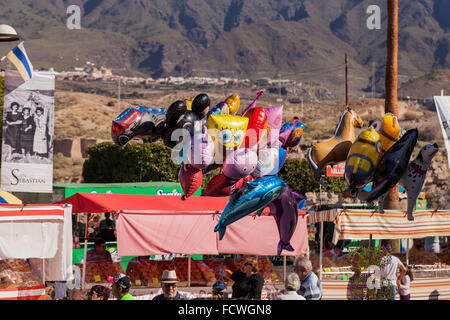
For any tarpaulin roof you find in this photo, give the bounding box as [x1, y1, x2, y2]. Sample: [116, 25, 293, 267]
[56, 193, 308, 256]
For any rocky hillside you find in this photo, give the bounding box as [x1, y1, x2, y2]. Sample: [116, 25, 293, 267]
[0, 0, 448, 96]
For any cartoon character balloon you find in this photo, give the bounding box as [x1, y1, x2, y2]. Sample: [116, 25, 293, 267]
[344, 128, 382, 195]
[206, 114, 248, 162]
[111, 106, 165, 146]
[223, 146, 258, 180]
[370, 113, 400, 156]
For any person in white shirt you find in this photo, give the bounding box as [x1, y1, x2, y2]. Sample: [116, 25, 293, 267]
[380, 242, 407, 300]
[275, 273, 306, 300]
[397, 266, 413, 300]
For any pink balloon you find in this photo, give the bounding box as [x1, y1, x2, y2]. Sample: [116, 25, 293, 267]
[179, 164, 202, 199]
[223, 146, 258, 180]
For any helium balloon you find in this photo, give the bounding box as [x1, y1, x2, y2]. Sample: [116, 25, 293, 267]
[370, 113, 401, 156]
[265, 105, 283, 149]
[206, 114, 248, 161]
[241, 91, 263, 115]
[179, 164, 203, 200]
[192, 93, 211, 119]
[306, 108, 364, 190]
[359, 129, 418, 205]
[269, 187, 306, 256]
[166, 100, 187, 128]
[252, 147, 278, 178]
[207, 101, 229, 118]
[280, 121, 305, 148]
[188, 124, 215, 169]
[214, 176, 287, 240]
[225, 94, 240, 115]
[243, 106, 268, 149]
[399, 143, 438, 221]
[184, 97, 194, 110]
[344, 128, 382, 195]
[204, 173, 243, 197]
[112, 106, 165, 146]
[223, 146, 258, 180]
[176, 110, 199, 137]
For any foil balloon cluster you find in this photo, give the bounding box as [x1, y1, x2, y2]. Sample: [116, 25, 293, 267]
[110, 91, 308, 254]
[342, 113, 438, 221]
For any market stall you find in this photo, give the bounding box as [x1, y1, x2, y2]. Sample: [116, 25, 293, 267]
[308, 208, 450, 300]
[0, 204, 73, 300]
[58, 192, 308, 294]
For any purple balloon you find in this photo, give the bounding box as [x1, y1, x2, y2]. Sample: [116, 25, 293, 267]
[269, 186, 306, 256]
[188, 124, 215, 169]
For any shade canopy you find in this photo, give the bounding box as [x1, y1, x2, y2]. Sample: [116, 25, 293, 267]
[332, 209, 450, 242]
[56, 193, 308, 256]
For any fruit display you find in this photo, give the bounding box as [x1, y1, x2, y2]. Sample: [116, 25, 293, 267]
[0, 259, 42, 289]
[79, 261, 123, 283]
[124, 257, 282, 287]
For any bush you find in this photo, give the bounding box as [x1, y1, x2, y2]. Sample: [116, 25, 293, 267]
[82, 141, 180, 183]
[278, 158, 347, 194]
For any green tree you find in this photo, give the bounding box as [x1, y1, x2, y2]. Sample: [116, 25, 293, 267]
[278, 158, 347, 194]
[82, 141, 180, 183]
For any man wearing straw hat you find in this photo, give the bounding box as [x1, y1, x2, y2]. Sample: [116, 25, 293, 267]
[153, 270, 183, 300]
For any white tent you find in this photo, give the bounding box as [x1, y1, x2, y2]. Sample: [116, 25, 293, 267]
[0, 204, 73, 282]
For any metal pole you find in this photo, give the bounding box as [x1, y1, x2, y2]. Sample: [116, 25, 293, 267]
[406, 239, 410, 266]
[81, 215, 88, 289]
[283, 256, 287, 282]
[369, 234, 373, 248]
[188, 254, 191, 287]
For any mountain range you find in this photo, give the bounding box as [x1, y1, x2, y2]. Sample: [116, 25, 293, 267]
[0, 0, 448, 95]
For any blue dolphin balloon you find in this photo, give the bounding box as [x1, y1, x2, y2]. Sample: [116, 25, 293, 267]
[214, 176, 288, 240]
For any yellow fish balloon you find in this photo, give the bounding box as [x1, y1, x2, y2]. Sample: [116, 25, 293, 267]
[206, 114, 248, 161]
[344, 128, 382, 195]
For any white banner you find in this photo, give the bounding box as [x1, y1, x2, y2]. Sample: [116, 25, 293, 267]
[1, 70, 55, 193]
[434, 96, 450, 169]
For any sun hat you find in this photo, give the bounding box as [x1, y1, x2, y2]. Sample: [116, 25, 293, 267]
[212, 280, 227, 290]
[160, 270, 179, 284]
[107, 273, 131, 290]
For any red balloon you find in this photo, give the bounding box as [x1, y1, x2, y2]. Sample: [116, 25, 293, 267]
[243, 107, 267, 149]
[204, 173, 240, 197]
[179, 164, 202, 199]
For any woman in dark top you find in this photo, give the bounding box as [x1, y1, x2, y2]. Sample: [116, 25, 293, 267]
[5, 102, 23, 153]
[20, 107, 35, 157]
[231, 257, 265, 299]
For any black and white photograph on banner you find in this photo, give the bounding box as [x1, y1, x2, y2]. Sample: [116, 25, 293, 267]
[0, 70, 54, 193]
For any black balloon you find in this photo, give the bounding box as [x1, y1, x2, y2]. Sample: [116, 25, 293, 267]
[166, 100, 187, 128]
[192, 93, 210, 118]
[363, 129, 418, 203]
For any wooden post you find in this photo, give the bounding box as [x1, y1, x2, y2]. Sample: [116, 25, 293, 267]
[369, 234, 373, 248]
[319, 184, 324, 280]
[384, 0, 401, 253]
[345, 53, 349, 106]
[283, 256, 287, 282]
[188, 254, 191, 287]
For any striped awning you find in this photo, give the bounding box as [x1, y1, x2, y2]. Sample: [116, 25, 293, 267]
[333, 209, 450, 242]
[306, 208, 340, 224]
